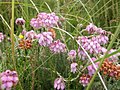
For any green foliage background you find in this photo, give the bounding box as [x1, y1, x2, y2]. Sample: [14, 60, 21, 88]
[0, 0, 120, 90]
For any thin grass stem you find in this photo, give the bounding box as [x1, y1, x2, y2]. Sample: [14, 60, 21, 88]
[29, 0, 39, 13]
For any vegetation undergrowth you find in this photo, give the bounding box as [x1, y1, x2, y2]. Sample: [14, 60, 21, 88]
[0, 0, 120, 90]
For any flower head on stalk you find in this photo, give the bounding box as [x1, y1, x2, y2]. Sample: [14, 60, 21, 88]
[49, 40, 66, 53]
[25, 30, 37, 40]
[54, 77, 65, 90]
[77, 36, 102, 54]
[68, 50, 76, 60]
[30, 12, 59, 29]
[87, 57, 99, 76]
[78, 47, 88, 60]
[86, 23, 97, 34]
[0, 70, 19, 90]
[91, 35, 109, 45]
[71, 62, 78, 73]
[37, 32, 53, 47]
[86, 23, 109, 35]
[15, 18, 25, 25]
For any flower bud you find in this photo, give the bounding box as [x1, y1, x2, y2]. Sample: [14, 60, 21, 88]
[15, 18, 25, 25]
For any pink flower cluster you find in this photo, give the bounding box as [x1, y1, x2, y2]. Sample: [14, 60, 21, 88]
[37, 32, 53, 47]
[87, 57, 99, 76]
[86, 23, 108, 35]
[22, 30, 37, 40]
[30, 12, 59, 29]
[15, 18, 25, 25]
[0, 32, 4, 42]
[68, 50, 76, 60]
[78, 48, 87, 60]
[71, 62, 78, 73]
[85, 40, 101, 54]
[77, 33, 109, 55]
[20, 29, 67, 53]
[0, 70, 19, 90]
[67, 50, 78, 73]
[78, 36, 102, 54]
[54, 77, 65, 90]
[49, 40, 66, 53]
[91, 35, 109, 45]
[77, 24, 110, 61]
[86, 23, 97, 34]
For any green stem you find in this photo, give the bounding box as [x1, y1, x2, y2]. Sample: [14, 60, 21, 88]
[89, 48, 120, 66]
[45, 2, 52, 13]
[56, 0, 60, 13]
[11, 1, 23, 90]
[0, 14, 11, 30]
[11, 0, 16, 70]
[78, 0, 93, 23]
[30, 0, 39, 13]
[86, 23, 120, 90]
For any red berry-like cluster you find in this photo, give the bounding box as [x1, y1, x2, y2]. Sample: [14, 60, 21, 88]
[19, 39, 32, 49]
[79, 74, 91, 87]
[100, 59, 120, 79]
